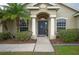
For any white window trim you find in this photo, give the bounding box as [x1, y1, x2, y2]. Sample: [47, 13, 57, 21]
[56, 17, 67, 29]
[56, 17, 68, 34]
[56, 17, 68, 20]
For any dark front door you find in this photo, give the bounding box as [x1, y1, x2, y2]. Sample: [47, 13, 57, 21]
[38, 21, 48, 35]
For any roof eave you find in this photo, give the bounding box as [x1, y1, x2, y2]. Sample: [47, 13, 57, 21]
[73, 13, 79, 17]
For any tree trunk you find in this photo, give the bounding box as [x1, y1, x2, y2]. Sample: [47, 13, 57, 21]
[2, 21, 8, 32]
[16, 17, 20, 32]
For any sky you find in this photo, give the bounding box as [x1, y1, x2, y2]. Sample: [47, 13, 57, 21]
[0, 3, 79, 11]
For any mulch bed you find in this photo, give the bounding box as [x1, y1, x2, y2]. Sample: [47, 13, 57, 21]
[0, 39, 37, 44]
[50, 38, 79, 44]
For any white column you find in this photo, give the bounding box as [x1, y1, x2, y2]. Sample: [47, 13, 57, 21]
[49, 17, 56, 39]
[31, 17, 36, 39]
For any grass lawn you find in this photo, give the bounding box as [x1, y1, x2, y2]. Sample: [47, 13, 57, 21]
[54, 45, 79, 55]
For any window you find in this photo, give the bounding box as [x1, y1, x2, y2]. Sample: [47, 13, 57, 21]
[19, 19, 28, 32]
[57, 19, 66, 32]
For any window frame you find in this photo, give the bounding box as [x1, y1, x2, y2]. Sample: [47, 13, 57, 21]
[57, 18, 66, 32]
[19, 19, 29, 32]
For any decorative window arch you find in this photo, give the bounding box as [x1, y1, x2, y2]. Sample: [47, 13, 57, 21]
[57, 17, 66, 32]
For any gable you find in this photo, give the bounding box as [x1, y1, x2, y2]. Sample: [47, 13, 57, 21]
[24, 3, 57, 7]
[24, 3, 77, 18]
[24, 3, 78, 12]
[33, 3, 56, 7]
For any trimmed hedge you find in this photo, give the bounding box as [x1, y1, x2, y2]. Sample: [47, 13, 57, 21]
[0, 32, 12, 40]
[58, 29, 79, 42]
[16, 31, 32, 40]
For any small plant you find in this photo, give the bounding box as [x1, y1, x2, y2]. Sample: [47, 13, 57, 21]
[58, 29, 78, 42]
[16, 31, 32, 40]
[0, 32, 12, 40]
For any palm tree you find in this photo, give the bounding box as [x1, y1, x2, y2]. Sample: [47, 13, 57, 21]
[0, 6, 9, 31]
[0, 3, 30, 32]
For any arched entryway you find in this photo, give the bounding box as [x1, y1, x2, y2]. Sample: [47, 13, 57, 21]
[37, 12, 49, 36]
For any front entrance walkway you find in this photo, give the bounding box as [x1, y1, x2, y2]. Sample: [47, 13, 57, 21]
[34, 36, 54, 52]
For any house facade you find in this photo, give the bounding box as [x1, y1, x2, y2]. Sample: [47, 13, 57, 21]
[0, 3, 79, 39]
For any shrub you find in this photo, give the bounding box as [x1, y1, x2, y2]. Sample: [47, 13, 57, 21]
[58, 29, 78, 42]
[0, 32, 12, 40]
[16, 31, 32, 40]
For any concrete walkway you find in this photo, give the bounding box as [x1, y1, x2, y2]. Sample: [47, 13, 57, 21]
[0, 37, 54, 52]
[0, 44, 35, 52]
[34, 37, 54, 52]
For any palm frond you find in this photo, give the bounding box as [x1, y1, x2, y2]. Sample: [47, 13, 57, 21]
[0, 3, 31, 21]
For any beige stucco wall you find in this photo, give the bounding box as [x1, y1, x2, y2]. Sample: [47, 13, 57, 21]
[8, 21, 17, 34]
[28, 20, 32, 31]
[0, 24, 3, 32]
[75, 16, 79, 29]
[56, 4, 77, 29]
[3, 20, 17, 34]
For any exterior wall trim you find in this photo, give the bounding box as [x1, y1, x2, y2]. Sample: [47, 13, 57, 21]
[50, 15, 56, 18]
[56, 17, 68, 20]
[27, 6, 60, 10]
[27, 7, 39, 10]
[47, 6, 60, 10]
[31, 15, 37, 17]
